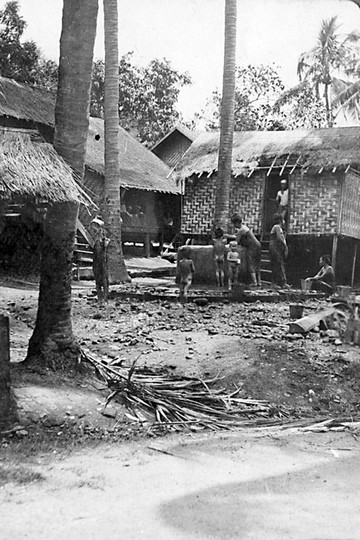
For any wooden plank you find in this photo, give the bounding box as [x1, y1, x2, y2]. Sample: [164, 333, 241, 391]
[351, 241, 358, 288]
[288, 307, 337, 334]
[76, 218, 94, 248]
[0, 315, 14, 429]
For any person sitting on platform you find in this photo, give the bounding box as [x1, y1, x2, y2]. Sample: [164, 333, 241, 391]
[305, 254, 336, 294]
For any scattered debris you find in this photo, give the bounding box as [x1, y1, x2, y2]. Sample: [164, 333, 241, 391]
[81, 348, 290, 432]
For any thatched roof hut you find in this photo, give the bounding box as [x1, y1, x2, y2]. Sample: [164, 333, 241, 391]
[0, 128, 84, 204]
[175, 127, 360, 180]
[175, 127, 360, 286]
[86, 117, 179, 194]
[0, 76, 178, 194]
[0, 77, 55, 127]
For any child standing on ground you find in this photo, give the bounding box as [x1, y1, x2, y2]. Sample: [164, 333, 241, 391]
[212, 227, 226, 287]
[178, 246, 195, 303]
[227, 240, 241, 291]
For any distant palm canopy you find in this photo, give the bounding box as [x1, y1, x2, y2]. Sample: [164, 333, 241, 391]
[279, 16, 360, 127]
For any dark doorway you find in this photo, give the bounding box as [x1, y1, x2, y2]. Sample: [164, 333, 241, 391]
[263, 173, 289, 237]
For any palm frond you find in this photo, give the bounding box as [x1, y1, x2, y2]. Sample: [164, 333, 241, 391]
[332, 78, 360, 121]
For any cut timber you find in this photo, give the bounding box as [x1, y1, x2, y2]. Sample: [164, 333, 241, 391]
[0, 315, 17, 429]
[288, 307, 337, 334]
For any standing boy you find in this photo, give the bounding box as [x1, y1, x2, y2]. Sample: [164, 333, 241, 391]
[227, 240, 241, 291]
[178, 246, 195, 303]
[212, 227, 226, 287]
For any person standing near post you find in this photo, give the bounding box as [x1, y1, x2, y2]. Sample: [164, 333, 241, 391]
[90, 218, 110, 305]
[231, 213, 262, 287]
[276, 179, 289, 225]
[269, 214, 288, 288]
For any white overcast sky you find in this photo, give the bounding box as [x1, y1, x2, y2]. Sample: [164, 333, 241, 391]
[2, 0, 360, 120]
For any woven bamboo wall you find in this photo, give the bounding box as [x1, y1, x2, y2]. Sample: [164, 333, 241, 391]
[339, 170, 360, 240]
[289, 171, 341, 235]
[230, 174, 263, 233]
[181, 173, 263, 235]
[182, 175, 216, 234]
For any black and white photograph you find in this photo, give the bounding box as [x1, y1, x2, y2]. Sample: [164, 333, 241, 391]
[1, 1, 360, 538]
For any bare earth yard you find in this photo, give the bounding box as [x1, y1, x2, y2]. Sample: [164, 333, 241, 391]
[1, 278, 360, 539]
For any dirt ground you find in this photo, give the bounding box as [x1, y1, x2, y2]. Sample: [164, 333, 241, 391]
[1, 278, 360, 539]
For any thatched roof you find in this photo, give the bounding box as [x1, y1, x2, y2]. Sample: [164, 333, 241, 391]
[86, 117, 180, 193]
[0, 128, 85, 203]
[0, 77, 55, 126]
[0, 76, 178, 194]
[175, 127, 360, 180]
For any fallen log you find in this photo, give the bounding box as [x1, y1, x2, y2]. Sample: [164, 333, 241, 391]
[288, 307, 337, 334]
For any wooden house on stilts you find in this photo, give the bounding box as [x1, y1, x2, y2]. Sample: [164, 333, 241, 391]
[175, 128, 360, 286]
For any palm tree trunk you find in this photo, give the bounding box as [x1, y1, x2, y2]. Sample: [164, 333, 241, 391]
[324, 82, 333, 127]
[103, 0, 129, 283]
[214, 0, 237, 232]
[26, 0, 98, 365]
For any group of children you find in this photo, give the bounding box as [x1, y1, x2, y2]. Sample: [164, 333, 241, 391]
[177, 226, 243, 304]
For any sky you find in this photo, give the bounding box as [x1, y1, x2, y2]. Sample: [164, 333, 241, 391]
[3, 0, 360, 121]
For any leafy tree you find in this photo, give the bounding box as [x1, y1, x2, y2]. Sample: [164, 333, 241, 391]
[197, 63, 328, 131]
[0, 1, 58, 88]
[273, 81, 328, 130]
[198, 64, 285, 131]
[91, 53, 191, 145]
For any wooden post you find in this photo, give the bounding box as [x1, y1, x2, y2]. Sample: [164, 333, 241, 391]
[331, 235, 338, 279]
[351, 241, 358, 288]
[144, 233, 151, 258]
[0, 315, 15, 429]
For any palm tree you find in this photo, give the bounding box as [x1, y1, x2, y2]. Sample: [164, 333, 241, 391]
[214, 0, 237, 232]
[103, 0, 129, 283]
[26, 0, 98, 365]
[297, 16, 360, 126]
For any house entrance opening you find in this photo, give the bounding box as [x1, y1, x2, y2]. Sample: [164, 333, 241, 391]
[263, 173, 289, 237]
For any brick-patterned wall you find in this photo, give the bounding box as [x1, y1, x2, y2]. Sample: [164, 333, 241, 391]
[182, 170, 345, 237]
[289, 171, 341, 235]
[339, 170, 360, 240]
[182, 175, 216, 234]
[181, 173, 263, 235]
[230, 174, 263, 234]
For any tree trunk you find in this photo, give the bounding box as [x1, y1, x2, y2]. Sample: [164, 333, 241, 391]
[324, 82, 333, 127]
[26, 0, 98, 366]
[214, 0, 237, 232]
[103, 0, 129, 283]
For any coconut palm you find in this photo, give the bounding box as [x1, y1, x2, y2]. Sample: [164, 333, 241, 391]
[214, 0, 237, 232]
[103, 0, 129, 283]
[296, 16, 360, 126]
[26, 0, 98, 364]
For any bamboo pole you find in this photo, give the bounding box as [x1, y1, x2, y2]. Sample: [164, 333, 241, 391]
[351, 240, 358, 288]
